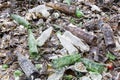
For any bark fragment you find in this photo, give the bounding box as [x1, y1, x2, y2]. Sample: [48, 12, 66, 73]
[0, 1, 11, 10]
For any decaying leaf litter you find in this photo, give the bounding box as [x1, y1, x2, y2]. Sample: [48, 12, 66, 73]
[0, 0, 120, 80]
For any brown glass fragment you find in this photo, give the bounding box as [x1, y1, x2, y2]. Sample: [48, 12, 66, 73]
[110, 14, 120, 23]
[84, 19, 99, 31]
[109, 14, 120, 31]
[99, 22, 116, 48]
[90, 47, 99, 61]
[118, 21, 120, 31]
[64, 24, 97, 45]
[46, 2, 76, 15]
[16, 52, 39, 79]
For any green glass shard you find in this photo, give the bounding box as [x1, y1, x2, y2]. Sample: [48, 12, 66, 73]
[28, 29, 38, 58]
[11, 14, 30, 29]
[81, 58, 107, 73]
[14, 70, 23, 77]
[52, 54, 81, 68]
[75, 8, 84, 18]
[106, 51, 116, 61]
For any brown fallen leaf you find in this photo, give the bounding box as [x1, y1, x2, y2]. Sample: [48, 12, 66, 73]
[0, 1, 11, 10]
[109, 14, 120, 31]
[3, 51, 16, 65]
